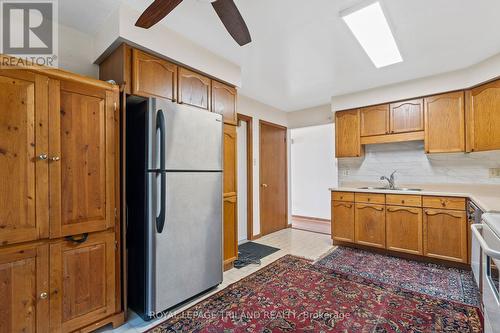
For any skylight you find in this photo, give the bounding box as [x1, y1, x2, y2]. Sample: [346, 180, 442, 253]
[341, 1, 403, 68]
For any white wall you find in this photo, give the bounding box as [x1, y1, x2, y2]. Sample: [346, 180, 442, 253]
[291, 125, 338, 220]
[237, 122, 248, 243]
[287, 104, 333, 129]
[58, 24, 99, 78]
[237, 94, 290, 237]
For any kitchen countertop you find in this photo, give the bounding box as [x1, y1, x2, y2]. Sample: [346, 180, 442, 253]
[330, 182, 500, 213]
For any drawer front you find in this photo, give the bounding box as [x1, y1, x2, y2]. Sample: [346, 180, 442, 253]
[332, 192, 354, 202]
[386, 194, 422, 207]
[423, 196, 466, 210]
[355, 193, 385, 204]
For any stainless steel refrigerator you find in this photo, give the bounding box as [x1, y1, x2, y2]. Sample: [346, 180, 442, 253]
[126, 97, 223, 320]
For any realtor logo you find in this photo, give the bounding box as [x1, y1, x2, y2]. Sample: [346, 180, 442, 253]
[1, 0, 58, 67]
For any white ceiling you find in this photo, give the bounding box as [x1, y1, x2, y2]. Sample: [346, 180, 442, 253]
[59, 0, 500, 111]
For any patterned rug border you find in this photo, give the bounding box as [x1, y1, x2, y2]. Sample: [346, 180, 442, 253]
[146, 254, 482, 332]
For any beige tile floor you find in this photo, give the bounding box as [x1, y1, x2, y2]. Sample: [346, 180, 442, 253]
[97, 228, 334, 333]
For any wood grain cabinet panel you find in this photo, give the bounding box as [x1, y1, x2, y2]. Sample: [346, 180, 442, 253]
[423, 209, 467, 263]
[332, 191, 354, 202]
[422, 196, 466, 210]
[360, 104, 389, 137]
[49, 81, 116, 238]
[335, 109, 363, 158]
[223, 124, 237, 196]
[212, 81, 237, 125]
[466, 79, 500, 152]
[132, 49, 177, 101]
[49, 231, 116, 332]
[390, 99, 424, 134]
[331, 201, 354, 243]
[355, 203, 385, 248]
[386, 206, 423, 255]
[386, 194, 421, 207]
[0, 243, 49, 333]
[424, 92, 465, 153]
[355, 193, 385, 205]
[223, 196, 238, 266]
[178, 67, 211, 111]
[0, 72, 49, 245]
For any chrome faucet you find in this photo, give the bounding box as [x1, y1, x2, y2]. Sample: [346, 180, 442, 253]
[380, 170, 397, 190]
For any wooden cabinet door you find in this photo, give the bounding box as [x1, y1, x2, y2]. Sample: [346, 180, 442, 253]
[0, 243, 49, 333]
[331, 201, 354, 243]
[386, 206, 423, 255]
[49, 231, 115, 332]
[178, 67, 211, 111]
[132, 49, 177, 101]
[355, 203, 385, 248]
[223, 124, 237, 196]
[49, 80, 116, 238]
[360, 104, 389, 137]
[466, 80, 500, 152]
[335, 109, 363, 158]
[223, 196, 238, 266]
[423, 209, 467, 263]
[0, 71, 49, 245]
[212, 81, 237, 125]
[424, 92, 465, 153]
[390, 99, 424, 134]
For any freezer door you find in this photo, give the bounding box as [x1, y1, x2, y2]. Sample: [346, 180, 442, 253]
[148, 99, 223, 171]
[147, 171, 223, 314]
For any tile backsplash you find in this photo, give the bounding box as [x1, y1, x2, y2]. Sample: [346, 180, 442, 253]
[338, 141, 500, 184]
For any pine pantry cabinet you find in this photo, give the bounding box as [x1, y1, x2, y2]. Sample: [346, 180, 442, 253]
[331, 191, 469, 265]
[0, 60, 123, 332]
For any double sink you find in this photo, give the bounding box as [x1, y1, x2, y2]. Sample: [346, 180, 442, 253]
[358, 186, 422, 192]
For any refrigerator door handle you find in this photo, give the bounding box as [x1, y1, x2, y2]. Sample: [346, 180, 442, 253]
[156, 111, 166, 233]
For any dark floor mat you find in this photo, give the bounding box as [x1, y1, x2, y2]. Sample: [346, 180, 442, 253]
[233, 242, 280, 269]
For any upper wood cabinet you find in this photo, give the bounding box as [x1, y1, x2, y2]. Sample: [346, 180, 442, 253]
[0, 71, 49, 246]
[466, 79, 500, 152]
[335, 109, 363, 158]
[49, 80, 116, 238]
[331, 201, 355, 243]
[132, 49, 177, 101]
[223, 124, 237, 196]
[424, 92, 465, 153]
[423, 208, 467, 263]
[354, 203, 385, 248]
[390, 99, 424, 134]
[178, 67, 211, 111]
[212, 80, 237, 125]
[360, 104, 389, 137]
[49, 231, 116, 332]
[0, 242, 49, 333]
[386, 206, 423, 255]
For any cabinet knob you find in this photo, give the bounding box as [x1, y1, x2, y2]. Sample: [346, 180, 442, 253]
[261, 184, 268, 188]
[37, 154, 48, 161]
[40, 292, 48, 300]
[50, 156, 60, 162]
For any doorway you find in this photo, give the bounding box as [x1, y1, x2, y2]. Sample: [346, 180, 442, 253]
[237, 114, 253, 241]
[259, 120, 288, 236]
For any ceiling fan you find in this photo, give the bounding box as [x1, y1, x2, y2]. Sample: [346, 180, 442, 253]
[135, 0, 252, 46]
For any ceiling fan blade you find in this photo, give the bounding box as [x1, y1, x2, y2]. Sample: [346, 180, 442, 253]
[135, 0, 183, 29]
[212, 0, 252, 46]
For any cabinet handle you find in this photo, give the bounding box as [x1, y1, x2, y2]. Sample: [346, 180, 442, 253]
[261, 184, 268, 188]
[333, 203, 352, 208]
[50, 156, 60, 162]
[387, 207, 419, 214]
[38, 153, 48, 160]
[356, 205, 384, 211]
[65, 233, 89, 244]
[424, 210, 462, 218]
[40, 292, 48, 300]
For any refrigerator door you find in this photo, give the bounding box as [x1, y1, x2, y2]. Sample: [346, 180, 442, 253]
[147, 171, 223, 314]
[148, 98, 223, 171]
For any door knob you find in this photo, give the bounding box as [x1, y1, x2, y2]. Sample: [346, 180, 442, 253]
[37, 154, 48, 160]
[261, 184, 268, 188]
[50, 156, 60, 162]
[40, 292, 48, 300]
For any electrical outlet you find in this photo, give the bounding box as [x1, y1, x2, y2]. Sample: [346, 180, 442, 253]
[342, 169, 350, 177]
[489, 168, 500, 178]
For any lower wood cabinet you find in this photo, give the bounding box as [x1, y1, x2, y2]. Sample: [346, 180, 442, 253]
[223, 196, 238, 269]
[423, 209, 468, 263]
[0, 243, 49, 333]
[49, 231, 116, 332]
[354, 203, 386, 248]
[386, 206, 423, 255]
[331, 201, 354, 243]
